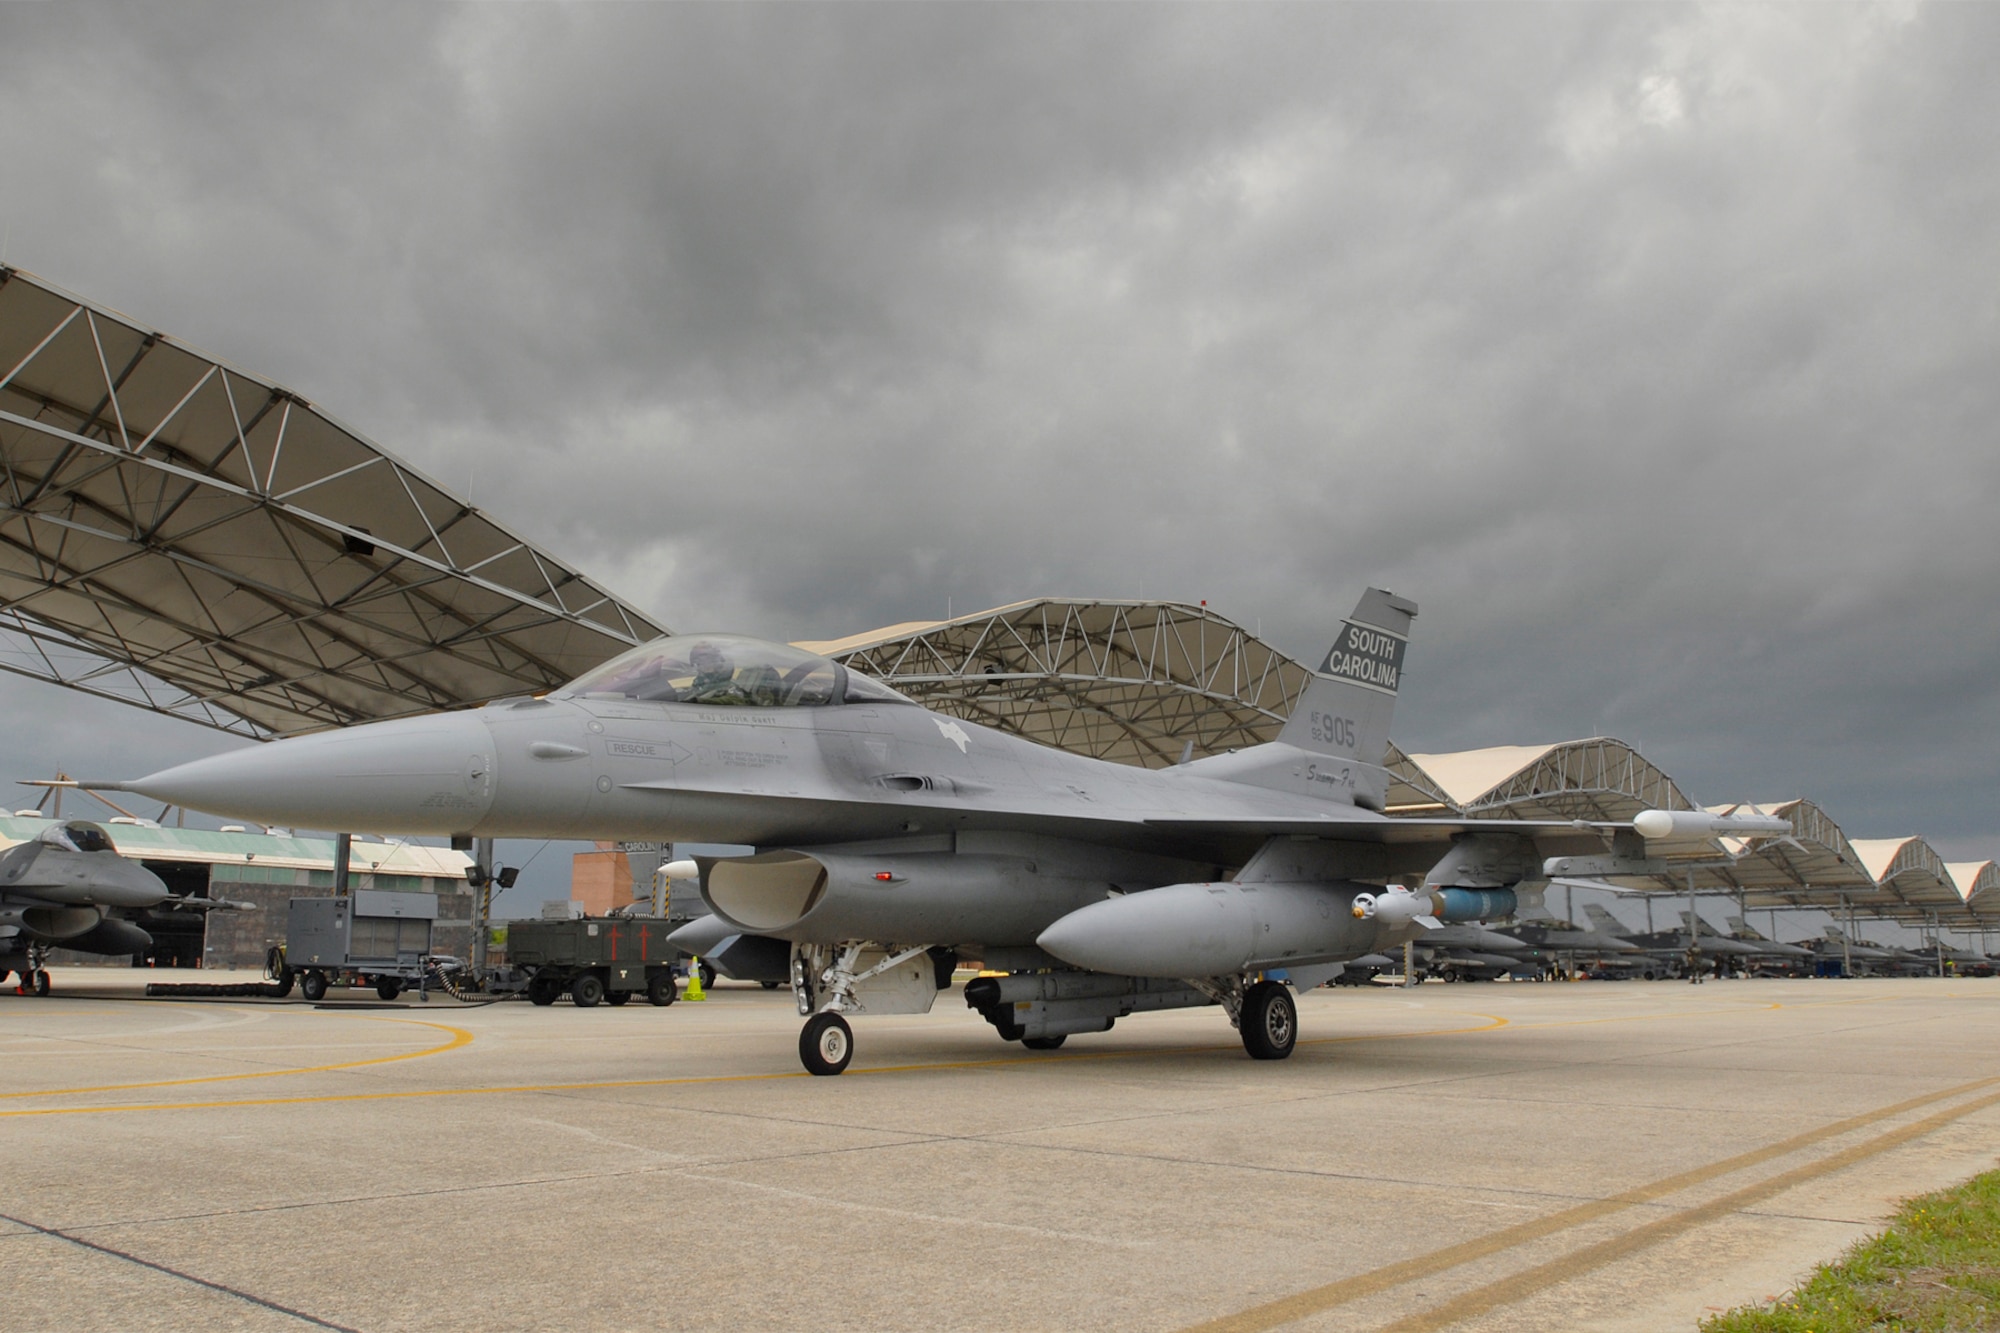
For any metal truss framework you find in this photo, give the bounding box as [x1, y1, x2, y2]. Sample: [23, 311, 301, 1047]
[0, 268, 665, 737]
[0, 606, 267, 738]
[1, 264, 1988, 935]
[1426, 738, 1696, 824]
[807, 599, 1314, 770]
[1396, 746, 1997, 928]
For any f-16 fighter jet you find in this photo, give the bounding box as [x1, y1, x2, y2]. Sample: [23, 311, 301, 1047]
[1720, 915, 1818, 972]
[1579, 903, 1766, 979]
[0, 820, 251, 994]
[116, 590, 1786, 1073]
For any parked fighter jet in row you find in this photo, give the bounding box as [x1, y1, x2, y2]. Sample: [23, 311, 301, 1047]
[1720, 915, 1818, 973]
[1822, 926, 1939, 976]
[116, 589, 1788, 1073]
[1498, 909, 1645, 975]
[1413, 923, 1531, 981]
[1579, 903, 1764, 978]
[0, 820, 252, 994]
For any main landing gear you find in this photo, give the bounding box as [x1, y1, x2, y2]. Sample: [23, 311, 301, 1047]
[1238, 980, 1298, 1060]
[1190, 974, 1299, 1061]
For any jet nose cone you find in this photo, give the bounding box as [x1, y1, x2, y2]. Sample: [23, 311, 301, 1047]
[126, 711, 497, 835]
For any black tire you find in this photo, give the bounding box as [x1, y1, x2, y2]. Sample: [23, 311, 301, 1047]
[375, 978, 401, 1001]
[571, 973, 605, 1008]
[31, 969, 51, 997]
[605, 991, 630, 1006]
[646, 972, 677, 1006]
[759, 979, 782, 990]
[799, 1011, 854, 1075]
[1021, 1035, 1067, 1051]
[1240, 980, 1297, 1060]
[528, 977, 560, 1006]
[698, 961, 717, 990]
[301, 970, 328, 1002]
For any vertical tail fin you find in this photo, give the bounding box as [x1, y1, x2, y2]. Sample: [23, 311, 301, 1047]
[1276, 588, 1418, 769]
[1582, 903, 1633, 937]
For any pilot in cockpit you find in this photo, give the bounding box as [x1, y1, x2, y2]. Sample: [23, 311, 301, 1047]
[686, 641, 743, 703]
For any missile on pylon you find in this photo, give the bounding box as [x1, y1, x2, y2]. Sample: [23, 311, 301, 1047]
[1632, 809, 1792, 840]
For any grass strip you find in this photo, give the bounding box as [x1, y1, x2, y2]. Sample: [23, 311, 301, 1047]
[1702, 1169, 2000, 1331]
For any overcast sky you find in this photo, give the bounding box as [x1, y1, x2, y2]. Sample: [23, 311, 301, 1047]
[1, 2, 1994, 897]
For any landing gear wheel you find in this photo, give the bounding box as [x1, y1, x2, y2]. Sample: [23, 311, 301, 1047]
[375, 978, 402, 1001]
[571, 974, 605, 1008]
[605, 991, 630, 1006]
[300, 970, 328, 1002]
[1240, 980, 1297, 1061]
[1021, 1035, 1067, 1051]
[799, 1011, 853, 1075]
[760, 979, 782, 990]
[30, 969, 50, 997]
[528, 976, 560, 1006]
[646, 973, 677, 1006]
[698, 961, 717, 990]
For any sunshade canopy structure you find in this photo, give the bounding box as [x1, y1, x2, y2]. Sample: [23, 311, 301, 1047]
[1397, 739, 1697, 823]
[1952, 863, 2000, 923]
[2, 269, 1991, 932]
[797, 599, 1314, 770]
[1842, 837, 1972, 923]
[0, 267, 665, 739]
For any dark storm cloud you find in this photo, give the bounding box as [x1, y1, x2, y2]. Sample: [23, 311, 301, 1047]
[1, 2, 1994, 858]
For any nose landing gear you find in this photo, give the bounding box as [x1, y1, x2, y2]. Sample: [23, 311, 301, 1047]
[790, 941, 940, 1075]
[799, 1011, 853, 1075]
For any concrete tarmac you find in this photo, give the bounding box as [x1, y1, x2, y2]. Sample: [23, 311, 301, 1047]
[4, 970, 1999, 1332]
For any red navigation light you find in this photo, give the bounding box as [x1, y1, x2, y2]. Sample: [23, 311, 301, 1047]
[875, 871, 894, 881]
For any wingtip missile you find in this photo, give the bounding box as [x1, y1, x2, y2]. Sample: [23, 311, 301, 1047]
[1633, 809, 1791, 840]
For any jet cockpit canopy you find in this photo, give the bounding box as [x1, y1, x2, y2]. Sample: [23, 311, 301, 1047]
[39, 820, 118, 854]
[557, 634, 911, 708]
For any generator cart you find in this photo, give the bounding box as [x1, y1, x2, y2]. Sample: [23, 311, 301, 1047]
[506, 916, 682, 1007]
[272, 891, 457, 1001]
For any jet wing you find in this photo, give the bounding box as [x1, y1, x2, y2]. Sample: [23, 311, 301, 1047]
[1142, 816, 1613, 843]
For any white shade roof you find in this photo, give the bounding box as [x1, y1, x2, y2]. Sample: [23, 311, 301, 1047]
[0, 267, 665, 738]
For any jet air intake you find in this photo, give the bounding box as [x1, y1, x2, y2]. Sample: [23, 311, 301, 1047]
[0, 905, 102, 939]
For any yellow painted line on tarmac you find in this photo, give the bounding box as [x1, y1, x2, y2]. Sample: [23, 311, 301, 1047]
[0, 1018, 472, 1101]
[0, 1014, 1511, 1120]
[1177, 1073, 2000, 1333]
[1378, 1082, 2000, 1333]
